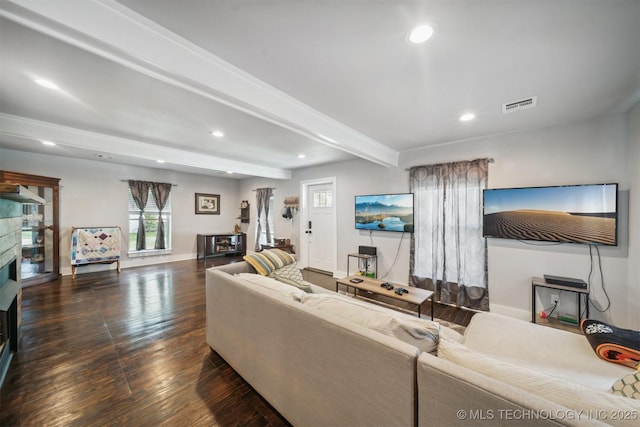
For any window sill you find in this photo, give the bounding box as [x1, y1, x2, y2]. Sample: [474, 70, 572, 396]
[128, 248, 172, 258]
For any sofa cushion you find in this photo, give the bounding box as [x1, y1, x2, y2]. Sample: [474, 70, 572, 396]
[462, 312, 630, 390]
[269, 263, 312, 292]
[611, 371, 640, 399]
[439, 324, 463, 343]
[437, 338, 640, 425]
[243, 252, 276, 275]
[301, 293, 440, 353]
[234, 273, 306, 301]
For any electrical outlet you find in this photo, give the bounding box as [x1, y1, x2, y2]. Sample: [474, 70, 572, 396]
[550, 292, 560, 304]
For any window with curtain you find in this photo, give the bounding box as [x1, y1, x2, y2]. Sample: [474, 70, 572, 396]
[254, 188, 274, 251]
[257, 195, 275, 247]
[409, 159, 489, 310]
[128, 181, 172, 252]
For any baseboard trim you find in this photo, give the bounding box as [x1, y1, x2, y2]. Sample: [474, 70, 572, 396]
[61, 253, 196, 276]
[304, 267, 333, 276]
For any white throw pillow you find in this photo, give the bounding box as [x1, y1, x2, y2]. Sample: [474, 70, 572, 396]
[301, 293, 440, 354]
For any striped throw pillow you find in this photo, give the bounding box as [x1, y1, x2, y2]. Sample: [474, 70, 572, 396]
[243, 252, 276, 276]
[261, 249, 295, 269]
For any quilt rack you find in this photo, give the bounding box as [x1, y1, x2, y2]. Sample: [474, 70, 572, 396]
[70, 226, 122, 278]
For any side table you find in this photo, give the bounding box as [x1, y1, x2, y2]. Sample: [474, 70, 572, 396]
[347, 253, 377, 278]
[531, 276, 589, 331]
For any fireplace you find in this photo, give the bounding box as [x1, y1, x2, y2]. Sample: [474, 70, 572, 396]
[1, 183, 43, 390]
[0, 257, 19, 388]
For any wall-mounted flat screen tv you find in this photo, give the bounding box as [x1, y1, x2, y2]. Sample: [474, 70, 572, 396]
[483, 183, 618, 246]
[355, 193, 414, 232]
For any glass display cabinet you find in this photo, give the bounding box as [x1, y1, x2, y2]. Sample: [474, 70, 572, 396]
[0, 171, 60, 286]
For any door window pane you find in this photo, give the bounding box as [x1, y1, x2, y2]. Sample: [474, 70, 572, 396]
[313, 190, 332, 208]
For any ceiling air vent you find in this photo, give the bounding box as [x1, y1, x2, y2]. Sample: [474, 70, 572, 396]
[502, 96, 537, 114]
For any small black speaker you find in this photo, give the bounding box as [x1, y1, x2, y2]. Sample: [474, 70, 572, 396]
[358, 246, 377, 255]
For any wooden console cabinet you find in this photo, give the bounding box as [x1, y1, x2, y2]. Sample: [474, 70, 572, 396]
[197, 233, 246, 263]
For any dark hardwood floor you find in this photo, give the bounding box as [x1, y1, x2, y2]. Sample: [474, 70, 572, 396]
[1, 258, 474, 426]
[1, 257, 288, 426]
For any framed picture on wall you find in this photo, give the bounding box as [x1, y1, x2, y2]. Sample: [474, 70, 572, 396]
[195, 193, 220, 214]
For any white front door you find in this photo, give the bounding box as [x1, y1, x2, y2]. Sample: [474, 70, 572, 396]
[303, 181, 335, 273]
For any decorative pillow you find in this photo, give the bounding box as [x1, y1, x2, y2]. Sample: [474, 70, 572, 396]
[581, 319, 640, 369]
[269, 263, 312, 292]
[243, 252, 276, 276]
[611, 371, 640, 399]
[261, 249, 295, 269]
[301, 293, 440, 353]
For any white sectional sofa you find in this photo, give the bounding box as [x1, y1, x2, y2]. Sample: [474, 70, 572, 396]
[205, 260, 639, 426]
[205, 260, 425, 427]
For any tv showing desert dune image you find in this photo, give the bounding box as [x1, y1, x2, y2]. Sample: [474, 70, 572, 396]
[483, 184, 618, 246]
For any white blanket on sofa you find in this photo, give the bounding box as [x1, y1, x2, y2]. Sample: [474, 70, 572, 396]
[462, 312, 631, 391]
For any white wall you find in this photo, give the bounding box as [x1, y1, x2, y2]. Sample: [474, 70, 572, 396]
[626, 102, 640, 329]
[399, 112, 634, 328]
[235, 160, 414, 283]
[0, 149, 241, 274]
[1, 108, 637, 329]
[262, 111, 636, 329]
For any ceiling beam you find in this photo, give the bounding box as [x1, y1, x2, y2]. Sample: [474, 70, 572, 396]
[0, 114, 292, 179]
[3, 0, 399, 168]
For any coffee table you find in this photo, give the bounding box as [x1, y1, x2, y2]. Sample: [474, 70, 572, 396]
[335, 275, 434, 319]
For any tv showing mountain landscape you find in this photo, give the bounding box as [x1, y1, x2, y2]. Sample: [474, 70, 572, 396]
[355, 193, 414, 232]
[483, 183, 618, 246]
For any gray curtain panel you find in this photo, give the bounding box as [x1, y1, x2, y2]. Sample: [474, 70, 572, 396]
[254, 187, 273, 251]
[151, 182, 172, 249]
[409, 159, 489, 310]
[128, 180, 150, 251]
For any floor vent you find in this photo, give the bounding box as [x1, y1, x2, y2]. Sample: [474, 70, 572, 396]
[502, 96, 537, 114]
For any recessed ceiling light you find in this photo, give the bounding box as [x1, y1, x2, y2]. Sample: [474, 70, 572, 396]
[297, 154, 306, 159]
[35, 79, 59, 90]
[459, 113, 476, 122]
[210, 130, 224, 138]
[226, 171, 233, 174]
[407, 24, 435, 44]
[156, 160, 165, 163]
[41, 140, 56, 146]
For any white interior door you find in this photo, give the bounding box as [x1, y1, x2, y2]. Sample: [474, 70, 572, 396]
[303, 181, 335, 273]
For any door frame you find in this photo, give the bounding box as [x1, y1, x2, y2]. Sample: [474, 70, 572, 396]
[299, 177, 337, 274]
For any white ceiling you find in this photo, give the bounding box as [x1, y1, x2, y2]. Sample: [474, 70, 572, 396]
[1, 0, 639, 179]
